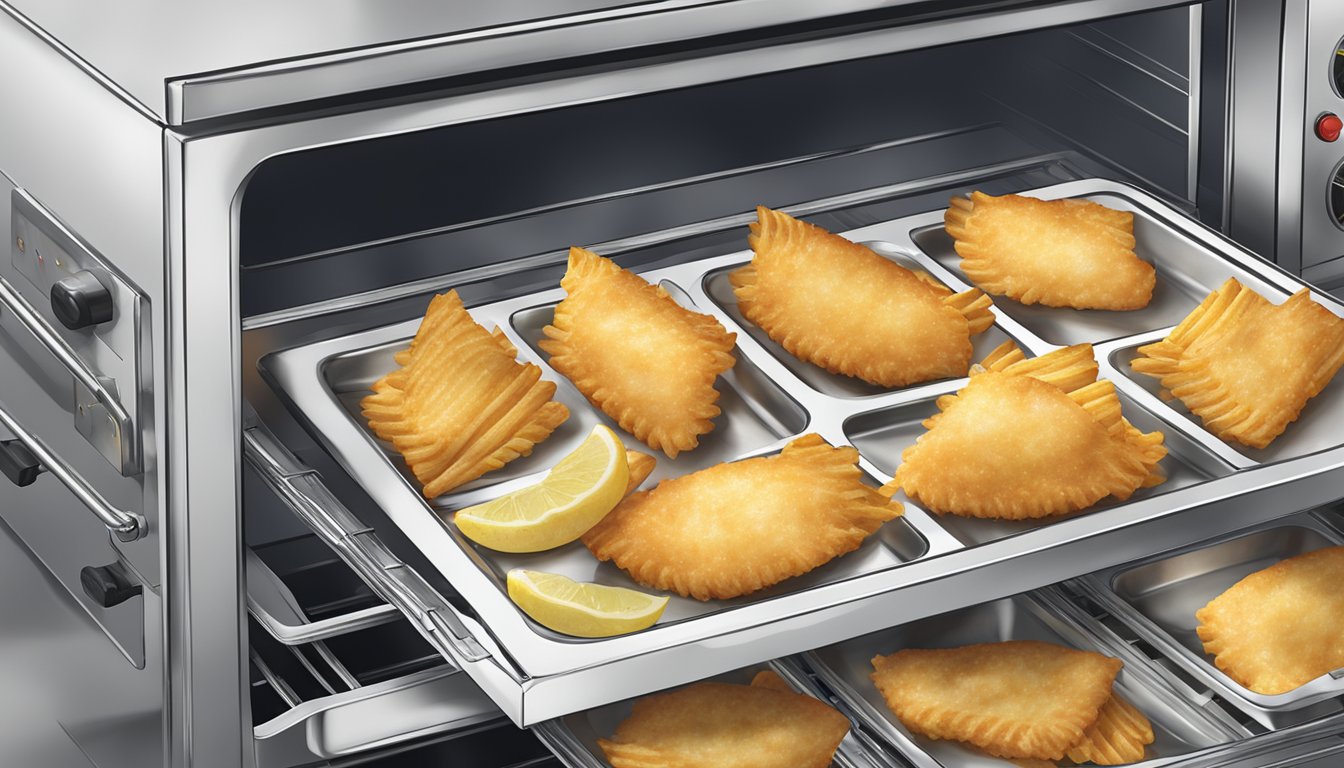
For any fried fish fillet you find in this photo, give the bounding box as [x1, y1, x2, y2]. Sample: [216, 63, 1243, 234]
[362, 291, 569, 498]
[870, 641, 1124, 762]
[732, 206, 994, 387]
[1131, 277, 1344, 449]
[1196, 545, 1344, 695]
[944, 192, 1155, 310]
[583, 434, 903, 600]
[890, 345, 1166, 519]
[540, 247, 737, 458]
[597, 679, 850, 768]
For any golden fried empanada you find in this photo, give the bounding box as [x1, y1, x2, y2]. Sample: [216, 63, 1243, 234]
[1195, 545, 1344, 695]
[871, 641, 1123, 761]
[732, 206, 994, 387]
[583, 434, 902, 600]
[362, 292, 569, 498]
[749, 669, 794, 693]
[540, 247, 736, 458]
[945, 192, 1155, 310]
[1065, 694, 1154, 765]
[1132, 278, 1344, 449]
[891, 344, 1166, 519]
[597, 681, 850, 768]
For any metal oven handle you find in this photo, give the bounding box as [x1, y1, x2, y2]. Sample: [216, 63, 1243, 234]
[0, 274, 135, 468]
[0, 396, 145, 542]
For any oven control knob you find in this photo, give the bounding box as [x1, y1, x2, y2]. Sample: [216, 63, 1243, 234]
[1316, 113, 1343, 142]
[80, 561, 142, 609]
[50, 271, 113, 330]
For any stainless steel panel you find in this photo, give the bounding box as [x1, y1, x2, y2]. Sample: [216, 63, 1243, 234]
[1080, 512, 1344, 726]
[533, 660, 892, 768]
[805, 594, 1238, 768]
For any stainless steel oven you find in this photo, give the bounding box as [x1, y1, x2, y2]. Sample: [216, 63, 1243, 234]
[4, 1, 1344, 767]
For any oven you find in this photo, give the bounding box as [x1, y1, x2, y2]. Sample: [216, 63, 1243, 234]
[3, 1, 1344, 767]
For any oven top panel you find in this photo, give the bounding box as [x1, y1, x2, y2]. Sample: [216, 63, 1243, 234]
[1, 0, 1198, 125]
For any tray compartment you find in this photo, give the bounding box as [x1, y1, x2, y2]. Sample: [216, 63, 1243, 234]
[1080, 512, 1344, 724]
[806, 595, 1237, 768]
[1108, 339, 1344, 466]
[533, 661, 890, 768]
[701, 247, 1024, 399]
[909, 192, 1288, 347]
[843, 386, 1235, 546]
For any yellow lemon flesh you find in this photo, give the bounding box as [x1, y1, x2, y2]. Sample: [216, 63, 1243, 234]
[506, 569, 669, 637]
[454, 425, 628, 552]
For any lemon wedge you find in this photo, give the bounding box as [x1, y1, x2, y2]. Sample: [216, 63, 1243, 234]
[454, 425, 629, 552]
[507, 569, 669, 637]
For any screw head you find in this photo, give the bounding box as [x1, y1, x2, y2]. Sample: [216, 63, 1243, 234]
[15, 237, 24, 253]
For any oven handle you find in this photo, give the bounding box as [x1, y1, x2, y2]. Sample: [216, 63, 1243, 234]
[0, 274, 135, 469]
[0, 396, 146, 542]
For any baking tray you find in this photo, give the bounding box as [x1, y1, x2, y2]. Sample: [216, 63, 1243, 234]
[1078, 511, 1344, 726]
[260, 178, 1344, 725]
[532, 660, 898, 768]
[804, 593, 1241, 768]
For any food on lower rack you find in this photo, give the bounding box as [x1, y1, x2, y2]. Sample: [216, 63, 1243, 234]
[731, 205, 995, 387]
[1195, 545, 1344, 695]
[889, 342, 1166, 519]
[944, 192, 1155, 310]
[597, 676, 851, 768]
[540, 247, 737, 459]
[506, 569, 668, 638]
[583, 433, 903, 600]
[1131, 277, 1344, 449]
[361, 291, 569, 499]
[453, 425, 629, 553]
[870, 640, 1153, 764]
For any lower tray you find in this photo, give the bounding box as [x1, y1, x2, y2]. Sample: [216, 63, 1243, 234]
[805, 594, 1239, 768]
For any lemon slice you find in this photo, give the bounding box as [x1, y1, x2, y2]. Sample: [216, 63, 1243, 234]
[454, 425, 629, 552]
[507, 569, 669, 637]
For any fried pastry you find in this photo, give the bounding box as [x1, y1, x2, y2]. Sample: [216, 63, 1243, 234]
[1065, 694, 1155, 765]
[945, 192, 1155, 310]
[1131, 278, 1344, 449]
[624, 450, 657, 495]
[583, 434, 903, 600]
[732, 206, 994, 387]
[890, 345, 1166, 519]
[1196, 545, 1344, 695]
[749, 669, 794, 693]
[362, 291, 569, 498]
[869, 641, 1128, 762]
[597, 680, 850, 768]
[540, 247, 737, 458]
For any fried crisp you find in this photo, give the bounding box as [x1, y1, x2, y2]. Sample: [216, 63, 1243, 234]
[597, 681, 850, 768]
[540, 247, 737, 458]
[361, 291, 569, 498]
[944, 192, 1155, 310]
[1195, 545, 1344, 695]
[870, 641, 1122, 761]
[624, 450, 657, 495]
[583, 434, 902, 600]
[749, 669, 794, 693]
[891, 344, 1166, 519]
[1065, 695, 1154, 765]
[1132, 278, 1344, 449]
[732, 206, 994, 387]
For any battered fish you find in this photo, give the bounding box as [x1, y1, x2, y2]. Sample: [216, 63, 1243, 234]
[583, 434, 903, 600]
[1196, 545, 1344, 695]
[732, 206, 994, 387]
[870, 641, 1125, 761]
[540, 247, 737, 458]
[945, 192, 1155, 310]
[1131, 277, 1344, 449]
[597, 679, 850, 768]
[362, 291, 569, 498]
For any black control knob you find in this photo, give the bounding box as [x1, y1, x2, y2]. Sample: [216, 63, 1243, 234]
[0, 439, 42, 487]
[50, 271, 113, 330]
[80, 561, 142, 609]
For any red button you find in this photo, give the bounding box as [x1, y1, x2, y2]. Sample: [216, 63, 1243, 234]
[1317, 113, 1343, 142]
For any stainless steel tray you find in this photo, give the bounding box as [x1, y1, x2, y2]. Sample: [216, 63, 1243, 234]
[1078, 511, 1344, 726]
[260, 178, 1344, 725]
[803, 593, 1240, 768]
[532, 660, 896, 768]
